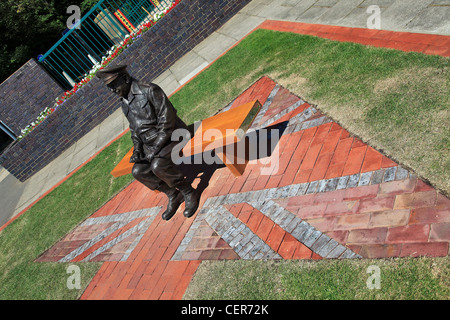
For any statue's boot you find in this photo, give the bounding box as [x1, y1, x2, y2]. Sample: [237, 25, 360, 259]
[175, 181, 200, 218]
[158, 184, 184, 221]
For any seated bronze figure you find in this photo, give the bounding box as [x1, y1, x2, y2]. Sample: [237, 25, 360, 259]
[97, 65, 199, 221]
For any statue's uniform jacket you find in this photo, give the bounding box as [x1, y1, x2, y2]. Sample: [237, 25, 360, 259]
[121, 79, 187, 188]
[121, 79, 187, 158]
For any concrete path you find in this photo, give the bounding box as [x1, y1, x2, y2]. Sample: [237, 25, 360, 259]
[1, 0, 449, 226]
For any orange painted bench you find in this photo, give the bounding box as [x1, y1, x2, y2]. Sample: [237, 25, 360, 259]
[111, 100, 261, 178]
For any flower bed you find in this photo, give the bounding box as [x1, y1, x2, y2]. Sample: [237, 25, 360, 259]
[18, 0, 180, 140]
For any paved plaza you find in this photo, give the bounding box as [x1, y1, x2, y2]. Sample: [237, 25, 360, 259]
[36, 73, 450, 299]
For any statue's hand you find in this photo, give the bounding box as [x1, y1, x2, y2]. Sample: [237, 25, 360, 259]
[145, 151, 156, 163]
[129, 150, 143, 163]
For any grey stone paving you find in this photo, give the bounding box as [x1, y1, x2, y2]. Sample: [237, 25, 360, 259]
[172, 163, 414, 261]
[58, 207, 162, 263]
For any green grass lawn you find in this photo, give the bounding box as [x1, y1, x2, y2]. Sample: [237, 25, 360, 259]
[183, 257, 449, 300]
[0, 29, 448, 300]
[183, 257, 450, 300]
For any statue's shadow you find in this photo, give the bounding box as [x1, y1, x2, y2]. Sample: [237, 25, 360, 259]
[176, 121, 288, 199]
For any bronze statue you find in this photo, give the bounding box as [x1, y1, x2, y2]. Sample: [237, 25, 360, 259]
[97, 65, 199, 221]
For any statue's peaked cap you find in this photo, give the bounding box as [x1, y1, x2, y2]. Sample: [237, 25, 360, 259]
[96, 65, 128, 84]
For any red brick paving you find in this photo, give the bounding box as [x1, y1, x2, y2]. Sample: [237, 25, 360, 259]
[12, 20, 449, 300]
[76, 70, 448, 297]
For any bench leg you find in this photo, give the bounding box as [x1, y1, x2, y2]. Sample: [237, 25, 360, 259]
[215, 138, 249, 176]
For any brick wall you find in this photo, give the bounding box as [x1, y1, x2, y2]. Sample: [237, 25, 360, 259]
[0, 0, 252, 182]
[0, 58, 64, 135]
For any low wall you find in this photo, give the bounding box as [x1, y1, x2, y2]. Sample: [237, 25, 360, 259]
[0, 59, 64, 135]
[0, 0, 251, 182]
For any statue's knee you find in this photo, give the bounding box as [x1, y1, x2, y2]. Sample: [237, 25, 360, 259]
[149, 158, 163, 173]
[132, 164, 144, 180]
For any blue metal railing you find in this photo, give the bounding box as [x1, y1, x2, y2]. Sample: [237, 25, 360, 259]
[38, 0, 174, 90]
